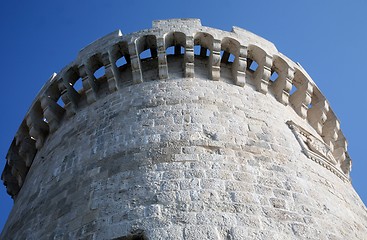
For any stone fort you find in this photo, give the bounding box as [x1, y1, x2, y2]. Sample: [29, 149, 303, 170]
[1, 19, 367, 239]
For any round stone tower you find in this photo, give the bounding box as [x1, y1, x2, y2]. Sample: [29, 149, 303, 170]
[1, 19, 367, 239]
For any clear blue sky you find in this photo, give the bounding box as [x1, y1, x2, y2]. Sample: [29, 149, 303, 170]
[1, 0, 366, 232]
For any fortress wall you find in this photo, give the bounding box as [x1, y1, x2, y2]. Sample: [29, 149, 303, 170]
[1, 19, 365, 239]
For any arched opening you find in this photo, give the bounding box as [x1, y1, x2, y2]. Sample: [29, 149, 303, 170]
[45, 80, 66, 110]
[29, 101, 50, 148]
[166, 46, 175, 55]
[64, 67, 84, 106]
[72, 79, 83, 93]
[194, 32, 214, 78]
[40, 80, 66, 132]
[269, 55, 295, 104]
[246, 45, 269, 89]
[166, 45, 185, 56]
[116, 55, 127, 67]
[136, 35, 158, 81]
[247, 59, 259, 72]
[164, 31, 186, 78]
[220, 50, 235, 63]
[87, 54, 107, 92]
[194, 45, 210, 57]
[269, 71, 279, 82]
[94, 66, 105, 79]
[220, 37, 240, 83]
[289, 69, 313, 118]
[112, 42, 133, 87]
[140, 49, 152, 59]
[56, 96, 65, 108]
[17, 123, 37, 168]
[289, 84, 298, 95]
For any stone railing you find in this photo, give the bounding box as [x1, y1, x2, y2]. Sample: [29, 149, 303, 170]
[1, 19, 352, 198]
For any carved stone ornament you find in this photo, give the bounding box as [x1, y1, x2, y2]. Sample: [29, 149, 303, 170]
[286, 120, 350, 182]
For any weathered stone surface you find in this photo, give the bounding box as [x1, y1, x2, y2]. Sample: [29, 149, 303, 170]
[1, 19, 366, 239]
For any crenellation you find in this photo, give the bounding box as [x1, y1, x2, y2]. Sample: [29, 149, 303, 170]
[164, 30, 186, 49]
[15, 124, 37, 168]
[40, 74, 66, 133]
[78, 62, 98, 104]
[322, 110, 340, 152]
[40, 95, 65, 133]
[61, 67, 83, 105]
[58, 87, 77, 117]
[194, 32, 214, 79]
[221, 37, 245, 86]
[26, 101, 49, 150]
[1, 164, 19, 197]
[209, 39, 221, 81]
[271, 55, 294, 105]
[58, 87, 76, 118]
[333, 130, 347, 164]
[2, 19, 362, 240]
[164, 31, 187, 78]
[307, 87, 329, 135]
[129, 41, 143, 84]
[289, 68, 313, 119]
[6, 141, 27, 191]
[248, 45, 272, 94]
[341, 152, 352, 176]
[184, 36, 195, 78]
[112, 41, 132, 88]
[101, 48, 120, 92]
[157, 36, 169, 80]
[234, 45, 247, 87]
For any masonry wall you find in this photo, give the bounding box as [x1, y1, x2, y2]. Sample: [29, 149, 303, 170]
[1, 58, 366, 239]
[2, 19, 367, 240]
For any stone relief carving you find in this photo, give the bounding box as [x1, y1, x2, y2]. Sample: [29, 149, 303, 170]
[286, 120, 350, 182]
[305, 133, 337, 165]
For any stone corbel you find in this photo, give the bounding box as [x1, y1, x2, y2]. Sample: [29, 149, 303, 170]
[209, 39, 221, 81]
[58, 77, 80, 116]
[101, 50, 121, 92]
[15, 123, 37, 167]
[341, 152, 352, 177]
[40, 95, 65, 133]
[128, 42, 143, 83]
[157, 37, 169, 80]
[78, 63, 98, 104]
[6, 143, 27, 188]
[322, 111, 340, 151]
[252, 52, 272, 94]
[333, 130, 347, 164]
[272, 59, 294, 105]
[184, 36, 194, 78]
[26, 106, 49, 149]
[307, 96, 329, 135]
[233, 45, 247, 87]
[289, 73, 313, 119]
[1, 165, 20, 198]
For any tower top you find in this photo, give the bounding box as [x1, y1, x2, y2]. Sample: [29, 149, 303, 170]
[2, 18, 351, 199]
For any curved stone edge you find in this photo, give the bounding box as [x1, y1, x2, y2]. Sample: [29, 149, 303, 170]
[1, 18, 351, 199]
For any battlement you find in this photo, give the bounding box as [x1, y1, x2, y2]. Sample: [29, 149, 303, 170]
[2, 19, 352, 198]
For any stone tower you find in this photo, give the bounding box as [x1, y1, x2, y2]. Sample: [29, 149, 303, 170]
[1, 19, 367, 239]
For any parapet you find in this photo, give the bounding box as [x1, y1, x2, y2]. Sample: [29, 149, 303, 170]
[1, 18, 352, 198]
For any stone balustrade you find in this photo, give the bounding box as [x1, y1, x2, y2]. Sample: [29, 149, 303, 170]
[1, 18, 352, 198]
